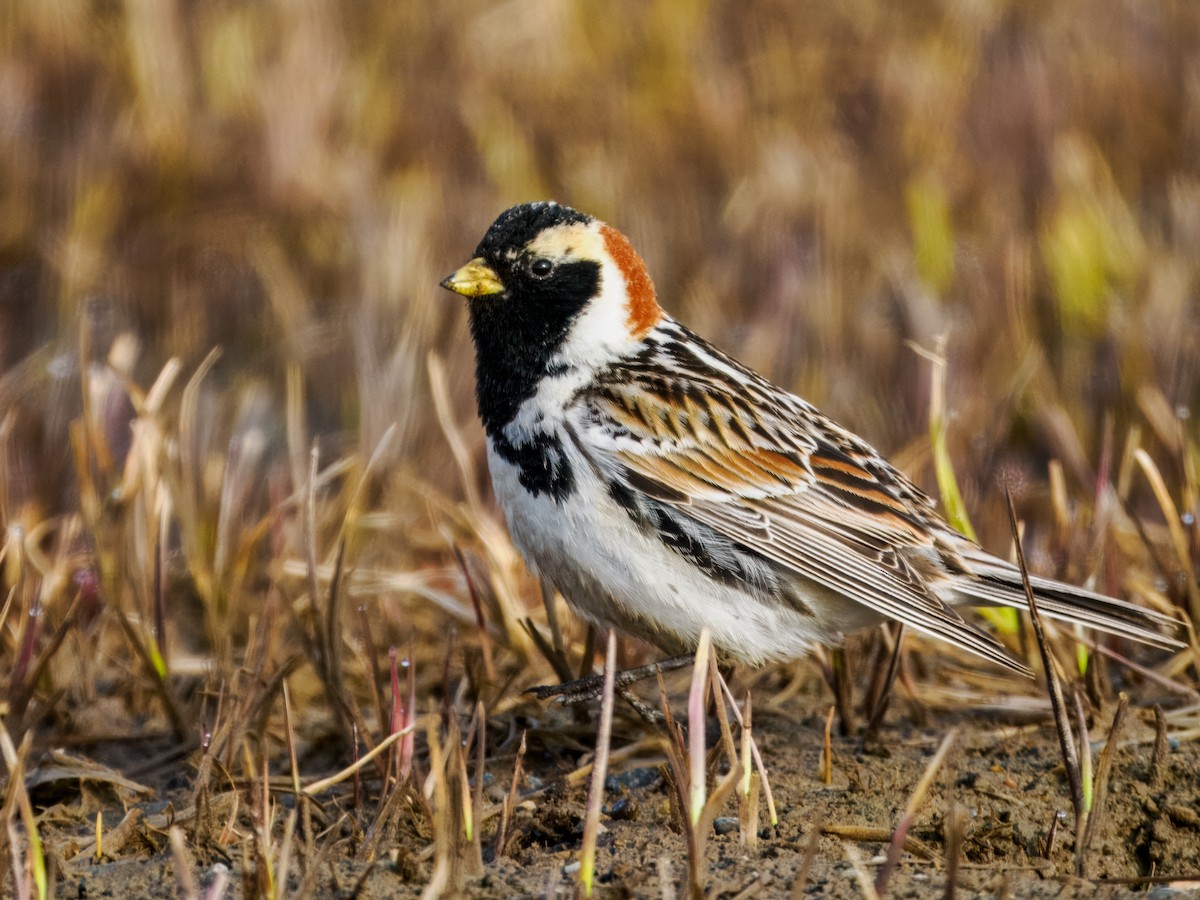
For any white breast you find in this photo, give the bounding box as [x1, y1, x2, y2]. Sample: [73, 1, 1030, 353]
[485, 430, 830, 665]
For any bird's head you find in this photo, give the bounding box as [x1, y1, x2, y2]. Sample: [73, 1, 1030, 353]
[441, 202, 663, 375]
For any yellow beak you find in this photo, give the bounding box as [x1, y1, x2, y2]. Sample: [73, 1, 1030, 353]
[440, 258, 505, 297]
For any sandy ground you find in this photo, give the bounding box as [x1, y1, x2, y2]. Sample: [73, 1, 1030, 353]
[38, 679, 1200, 899]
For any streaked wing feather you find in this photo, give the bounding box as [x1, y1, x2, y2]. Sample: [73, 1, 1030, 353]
[579, 321, 1180, 663]
[950, 546, 1183, 649]
[688, 494, 1026, 673]
[583, 362, 1028, 673]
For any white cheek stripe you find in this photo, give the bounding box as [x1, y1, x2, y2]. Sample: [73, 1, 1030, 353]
[503, 256, 640, 444]
[550, 256, 640, 371]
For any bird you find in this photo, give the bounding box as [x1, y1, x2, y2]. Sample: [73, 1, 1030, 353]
[440, 201, 1183, 675]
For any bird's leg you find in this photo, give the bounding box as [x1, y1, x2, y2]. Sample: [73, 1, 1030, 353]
[861, 623, 906, 747]
[526, 654, 694, 704]
[576, 624, 598, 680]
[616, 685, 666, 724]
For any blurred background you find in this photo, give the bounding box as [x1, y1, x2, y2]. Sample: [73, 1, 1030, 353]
[1, 0, 1198, 746]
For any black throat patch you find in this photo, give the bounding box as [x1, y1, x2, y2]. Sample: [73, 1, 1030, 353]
[465, 255, 599, 438]
[462, 204, 602, 503]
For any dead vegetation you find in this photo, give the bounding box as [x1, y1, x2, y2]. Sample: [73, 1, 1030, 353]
[1, 0, 1200, 897]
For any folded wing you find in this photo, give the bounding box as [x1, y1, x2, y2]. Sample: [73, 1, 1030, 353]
[579, 336, 1181, 670]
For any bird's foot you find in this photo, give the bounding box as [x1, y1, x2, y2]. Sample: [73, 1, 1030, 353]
[526, 654, 694, 723]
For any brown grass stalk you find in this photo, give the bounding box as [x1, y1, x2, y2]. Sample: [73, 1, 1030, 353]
[713, 673, 778, 827]
[0, 725, 47, 900]
[874, 727, 958, 895]
[493, 730, 526, 860]
[1135, 450, 1200, 625]
[1080, 693, 1129, 869]
[687, 629, 713, 827]
[1004, 489, 1086, 874]
[578, 631, 618, 897]
[943, 803, 966, 900]
[819, 705, 836, 786]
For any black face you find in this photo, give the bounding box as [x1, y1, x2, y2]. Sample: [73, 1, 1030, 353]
[462, 203, 603, 438]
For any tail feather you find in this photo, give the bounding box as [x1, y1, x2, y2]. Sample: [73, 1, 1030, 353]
[954, 550, 1186, 652]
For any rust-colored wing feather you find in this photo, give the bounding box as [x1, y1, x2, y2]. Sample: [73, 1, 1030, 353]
[577, 323, 1182, 662]
[577, 342, 1028, 673]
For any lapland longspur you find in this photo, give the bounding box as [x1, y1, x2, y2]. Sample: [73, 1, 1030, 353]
[441, 201, 1182, 672]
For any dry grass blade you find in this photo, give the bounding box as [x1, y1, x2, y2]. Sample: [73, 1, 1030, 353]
[874, 727, 958, 896]
[202, 865, 230, 900]
[1042, 808, 1066, 859]
[913, 336, 978, 543]
[828, 647, 854, 736]
[472, 700, 487, 867]
[1004, 489, 1086, 873]
[819, 705, 835, 786]
[5, 587, 81, 731]
[520, 617, 575, 685]
[493, 731, 526, 860]
[427, 353, 483, 518]
[281, 681, 302, 804]
[707, 652, 737, 771]
[579, 631, 618, 897]
[540, 577, 567, 668]
[108, 602, 188, 740]
[420, 715, 458, 900]
[820, 824, 937, 860]
[943, 803, 967, 900]
[0, 724, 47, 900]
[456, 740, 482, 875]
[737, 692, 760, 848]
[1150, 704, 1169, 790]
[317, 504, 354, 743]
[1089, 642, 1200, 700]
[658, 855, 677, 900]
[453, 544, 496, 684]
[790, 818, 823, 899]
[1135, 449, 1200, 624]
[302, 726, 414, 797]
[1080, 693, 1128, 864]
[169, 826, 199, 900]
[714, 672, 777, 827]
[648, 631, 747, 899]
[843, 841, 881, 900]
[1074, 688, 1093, 820]
[688, 761, 741, 899]
[688, 628, 712, 826]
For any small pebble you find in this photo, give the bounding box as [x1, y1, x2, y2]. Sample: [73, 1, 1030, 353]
[605, 767, 661, 791]
[713, 817, 738, 835]
[605, 797, 638, 821]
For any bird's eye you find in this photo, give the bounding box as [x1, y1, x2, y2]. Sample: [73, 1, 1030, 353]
[529, 258, 554, 278]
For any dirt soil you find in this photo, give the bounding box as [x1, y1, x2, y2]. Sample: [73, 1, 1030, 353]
[35, 686, 1200, 899]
